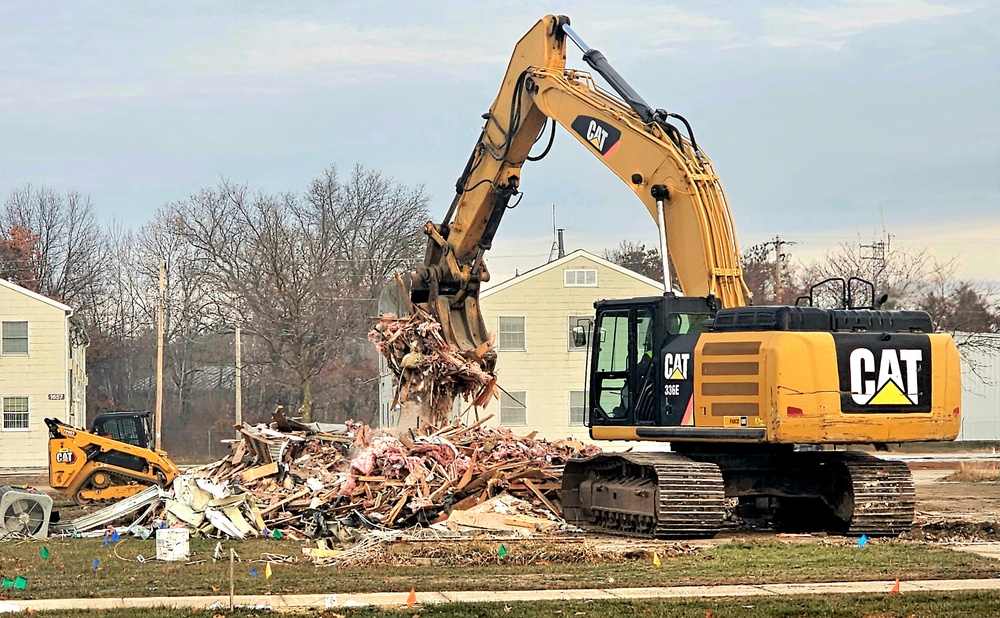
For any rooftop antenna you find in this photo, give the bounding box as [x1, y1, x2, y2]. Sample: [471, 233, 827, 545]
[547, 205, 559, 262]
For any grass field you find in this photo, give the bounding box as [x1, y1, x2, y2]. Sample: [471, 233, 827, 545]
[943, 461, 1000, 483]
[0, 536, 996, 601]
[7, 592, 1000, 617]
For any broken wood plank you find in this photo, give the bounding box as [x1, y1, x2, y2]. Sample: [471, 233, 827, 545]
[523, 478, 562, 517]
[240, 461, 280, 483]
[386, 491, 410, 524]
[259, 489, 310, 515]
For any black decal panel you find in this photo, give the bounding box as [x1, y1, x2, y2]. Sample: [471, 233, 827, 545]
[571, 116, 622, 157]
[660, 334, 698, 426]
[834, 333, 932, 413]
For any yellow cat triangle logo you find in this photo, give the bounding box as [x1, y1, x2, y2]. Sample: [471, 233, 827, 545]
[868, 380, 913, 405]
[668, 368, 684, 380]
[589, 136, 602, 150]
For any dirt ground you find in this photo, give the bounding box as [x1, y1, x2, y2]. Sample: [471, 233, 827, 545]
[912, 467, 1000, 522]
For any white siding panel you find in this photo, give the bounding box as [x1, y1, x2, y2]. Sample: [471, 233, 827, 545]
[479, 253, 663, 443]
[0, 282, 75, 470]
[959, 337, 1000, 441]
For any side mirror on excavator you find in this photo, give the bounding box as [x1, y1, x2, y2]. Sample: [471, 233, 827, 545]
[572, 325, 588, 347]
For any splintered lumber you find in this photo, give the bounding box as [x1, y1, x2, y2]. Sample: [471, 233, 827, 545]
[173, 412, 601, 537]
[524, 479, 562, 516]
[368, 306, 498, 425]
[240, 462, 279, 483]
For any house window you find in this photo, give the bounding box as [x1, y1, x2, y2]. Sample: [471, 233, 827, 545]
[567, 315, 594, 351]
[500, 390, 527, 426]
[569, 390, 586, 426]
[564, 269, 597, 287]
[498, 316, 526, 351]
[2, 397, 29, 430]
[1, 321, 28, 355]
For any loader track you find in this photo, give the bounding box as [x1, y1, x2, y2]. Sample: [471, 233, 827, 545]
[74, 466, 166, 505]
[563, 452, 725, 539]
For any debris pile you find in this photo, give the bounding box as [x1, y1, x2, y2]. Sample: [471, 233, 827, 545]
[56, 410, 601, 541]
[902, 515, 1000, 543]
[308, 535, 697, 568]
[369, 306, 497, 424]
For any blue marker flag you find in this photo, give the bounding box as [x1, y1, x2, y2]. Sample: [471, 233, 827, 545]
[858, 534, 869, 548]
[111, 529, 119, 542]
[93, 558, 100, 570]
[250, 568, 259, 577]
[103, 536, 109, 547]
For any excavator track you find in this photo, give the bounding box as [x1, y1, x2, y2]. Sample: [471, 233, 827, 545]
[562, 449, 914, 539]
[562, 452, 725, 539]
[835, 452, 915, 536]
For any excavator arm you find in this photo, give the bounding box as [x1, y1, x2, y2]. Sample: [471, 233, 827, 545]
[410, 14, 749, 357]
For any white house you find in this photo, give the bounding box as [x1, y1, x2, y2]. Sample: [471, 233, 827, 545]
[0, 279, 88, 472]
[474, 249, 664, 441]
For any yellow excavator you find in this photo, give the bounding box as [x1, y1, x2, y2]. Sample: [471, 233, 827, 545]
[46, 412, 179, 505]
[408, 15, 961, 537]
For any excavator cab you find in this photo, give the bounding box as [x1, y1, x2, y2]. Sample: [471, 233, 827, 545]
[587, 294, 715, 429]
[91, 411, 153, 450]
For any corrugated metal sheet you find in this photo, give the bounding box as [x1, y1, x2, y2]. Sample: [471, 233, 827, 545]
[958, 334, 1000, 441]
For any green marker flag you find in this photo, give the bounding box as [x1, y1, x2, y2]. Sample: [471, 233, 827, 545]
[1, 578, 12, 588]
[13, 576, 27, 590]
[272, 529, 282, 540]
[498, 544, 508, 558]
[40, 546, 50, 559]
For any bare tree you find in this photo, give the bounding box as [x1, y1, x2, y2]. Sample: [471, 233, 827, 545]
[2, 184, 108, 317]
[170, 164, 428, 423]
[604, 241, 663, 283]
[0, 225, 44, 291]
[802, 232, 945, 310]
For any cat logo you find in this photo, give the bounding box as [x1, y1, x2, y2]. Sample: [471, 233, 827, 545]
[835, 334, 932, 414]
[664, 352, 690, 381]
[55, 448, 75, 464]
[587, 121, 608, 151]
[570, 115, 622, 157]
[849, 348, 921, 406]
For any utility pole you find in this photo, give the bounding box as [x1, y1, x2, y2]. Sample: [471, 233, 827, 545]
[763, 236, 794, 302]
[234, 324, 242, 426]
[773, 236, 784, 301]
[155, 259, 165, 451]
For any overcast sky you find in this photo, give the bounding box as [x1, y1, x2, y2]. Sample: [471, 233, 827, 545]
[2, 1, 997, 283]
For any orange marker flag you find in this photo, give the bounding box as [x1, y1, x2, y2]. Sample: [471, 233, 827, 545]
[889, 578, 900, 594]
[407, 587, 417, 606]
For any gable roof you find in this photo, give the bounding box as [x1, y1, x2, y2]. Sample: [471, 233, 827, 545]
[0, 278, 73, 314]
[482, 249, 675, 298]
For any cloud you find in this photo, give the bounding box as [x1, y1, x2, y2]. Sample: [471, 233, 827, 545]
[758, 0, 976, 50]
[167, 18, 506, 80]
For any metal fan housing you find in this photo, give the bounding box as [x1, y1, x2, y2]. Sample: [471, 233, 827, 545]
[0, 486, 53, 538]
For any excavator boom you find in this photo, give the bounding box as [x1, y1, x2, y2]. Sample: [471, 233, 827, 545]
[410, 15, 748, 357]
